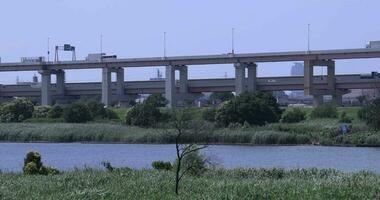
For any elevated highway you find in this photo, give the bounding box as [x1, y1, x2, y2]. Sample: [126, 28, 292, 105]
[0, 74, 378, 99]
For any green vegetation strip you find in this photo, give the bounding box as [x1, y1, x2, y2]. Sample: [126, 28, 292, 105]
[0, 168, 379, 199]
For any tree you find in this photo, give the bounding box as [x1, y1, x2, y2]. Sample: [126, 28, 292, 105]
[169, 110, 211, 195]
[0, 98, 34, 122]
[145, 94, 168, 107]
[215, 92, 282, 127]
[63, 102, 93, 123]
[365, 98, 380, 130]
[209, 92, 234, 104]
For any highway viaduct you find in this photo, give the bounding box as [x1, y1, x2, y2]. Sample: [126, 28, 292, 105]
[0, 47, 380, 107]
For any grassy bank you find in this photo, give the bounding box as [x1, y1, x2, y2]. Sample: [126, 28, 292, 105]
[0, 168, 379, 199]
[0, 118, 379, 146]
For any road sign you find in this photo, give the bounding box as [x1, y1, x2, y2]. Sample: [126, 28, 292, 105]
[64, 44, 71, 51]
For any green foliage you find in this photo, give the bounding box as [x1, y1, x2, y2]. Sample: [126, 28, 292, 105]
[48, 105, 64, 119]
[215, 92, 282, 127]
[365, 134, 380, 147]
[101, 160, 114, 172]
[1, 168, 380, 199]
[0, 99, 34, 122]
[364, 98, 380, 130]
[281, 108, 306, 123]
[125, 95, 167, 127]
[202, 108, 217, 122]
[23, 151, 59, 175]
[251, 131, 311, 145]
[63, 102, 93, 123]
[151, 161, 173, 171]
[33, 106, 52, 118]
[176, 148, 207, 176]
[145, 94, 168, 107]
[358, 106, 370, 121]
[86, 100, 106, 118]
[310, 104, 338, 119]
[209, 92, 234, 103]
[339, 111, 352, 123]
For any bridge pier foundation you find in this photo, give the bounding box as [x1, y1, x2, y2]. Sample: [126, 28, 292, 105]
[235, 62, 257, 96]
[333, 94, 343, 106]
[313, 95, 323, 107]
[165, 65, 176, 107]
[102, 67, 112, 106]
[247, 63, 257, 92]
[116, 67, 125, 99]
[39, 70, 52, 106]
[56, 69, 65, 97]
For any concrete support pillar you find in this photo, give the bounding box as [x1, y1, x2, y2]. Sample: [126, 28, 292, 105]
[165, 65, 176, 107]
[39, 70, 52, 106]
[313, 95, 323, 107]
[102, 67, 112, 106]
[247, 63, 257, 92]
[304, 60, 314, 95]
[327, 60, 335, 91]
[234, 63, 245, 96]
[179, 66, 188, 94]
[56, 69, 65, 97]
[116, 67, 125, 98]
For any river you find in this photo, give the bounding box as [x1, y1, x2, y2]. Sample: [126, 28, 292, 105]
[1, 143, 380, 173]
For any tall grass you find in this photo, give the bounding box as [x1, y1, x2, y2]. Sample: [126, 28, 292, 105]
[0, 168, 379, 199]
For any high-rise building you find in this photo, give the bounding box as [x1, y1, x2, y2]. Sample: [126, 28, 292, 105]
[291, 62, 304, 76]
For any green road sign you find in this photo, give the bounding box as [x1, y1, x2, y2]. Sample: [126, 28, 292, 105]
[64, 44, 71, 51]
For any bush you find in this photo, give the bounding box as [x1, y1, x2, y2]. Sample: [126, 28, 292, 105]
[281, 108, 306, 123]
[23, 151, 59, 175]
[339, 111, 352, 124]
[33, 106, 52, 118]
[0, 99, 34, 122]
[152, 161, 173, 171]
[310, 104, 338, 119]
[365, 134, 380, 147]
[215, 92, 282, 127]
[202, 108, 217, 122]
[48, 105, 64, 118]
[176, 149, 207, 176]
[358, 107, 370, 121]
[144, 94, 167, 107]
[86, 100, 106, 118]
[105, 108, 119, 119]
[209, 92, 234, 103]
[364, 98, 380, 130]
[63, 102, 93, 123]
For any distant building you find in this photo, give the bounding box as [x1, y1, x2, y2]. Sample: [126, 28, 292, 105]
[291, 62, 304, 76]
[290, 63, 304, 97]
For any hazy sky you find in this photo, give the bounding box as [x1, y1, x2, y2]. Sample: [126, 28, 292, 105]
[0, 0, 379, 84]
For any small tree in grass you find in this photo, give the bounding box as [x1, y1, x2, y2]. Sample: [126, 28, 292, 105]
[168, 110, 211, 195]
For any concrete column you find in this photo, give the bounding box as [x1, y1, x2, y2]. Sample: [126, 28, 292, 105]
[234, 63, 245, 96]
[313, 95, 323, 107]
[56, 69, 65, 97]
[165, 65, 176, 107]
[40, 70, 52, 106]
[247, 63, 257, 92]
[304, 60, 314, 95]
[327, 60, 335, 91]
[179, 65, 188, 94]
[116, 67, 125, 98]
[102, 67, 112, 106]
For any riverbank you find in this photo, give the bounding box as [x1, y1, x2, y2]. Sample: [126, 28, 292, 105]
[0, 118, 379, 146]
[0, 168, 379, 199]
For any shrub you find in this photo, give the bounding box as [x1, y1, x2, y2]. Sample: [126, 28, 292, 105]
[339, 111, 352, 123]
[144, 94, 167, 107]
[310, 104, 338, 119]
[358, 107, 370, 121]
[215, 92, 282, 127]
[0, 99, 34, 122]
[152, 161, 173, 171]
[33, 106, 52, 118]
[281, 108, 306, 123]
[202, 108, 217, 122]
[209, 92, 234, 103]
[105, 108, 119, 119]
[63, 102, 93, 123]
[365, 98, 380, 130]
[86, 100, 106, 118]
[23, 151, 59, 175]
[48, 105, 64, 118]
[176, 149, 207, 176]
[365, 134, 380, 147]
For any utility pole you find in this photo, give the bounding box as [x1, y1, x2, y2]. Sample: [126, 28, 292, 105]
[232, 28, 235, 54]
[163, 32, 167, 57]
[47, 37, 50, 62]
[307, 24, 310, 52]
[100, 34, 103, 54]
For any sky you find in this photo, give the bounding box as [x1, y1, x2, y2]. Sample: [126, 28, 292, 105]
[0, 0, 380, 84]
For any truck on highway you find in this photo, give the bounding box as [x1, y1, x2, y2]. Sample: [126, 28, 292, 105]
[366, 41, 380, 49]
[86, 53, 117, 61]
